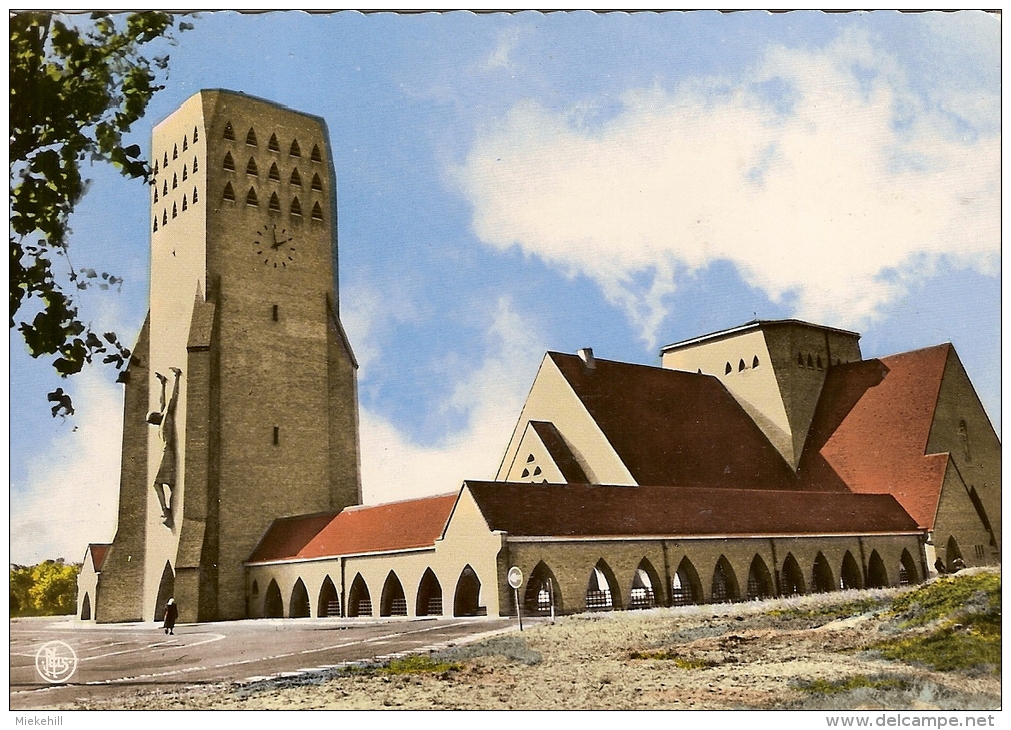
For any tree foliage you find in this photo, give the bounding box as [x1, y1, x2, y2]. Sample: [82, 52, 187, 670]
[10, 560, 81, 616]
[10, 11, 190, 416]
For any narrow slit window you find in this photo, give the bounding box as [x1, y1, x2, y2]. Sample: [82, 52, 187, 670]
[290, 168, 302, 186]
[153, 217, 158, 232]
[816, 356, 823, 370]
[739, 358, 746, 372]
[311, 144, 323, 162]
[162, 210, 167, 224]
[153, 187, 158, 203]
[246, 187, 258, 206]
[311, 173, 323, 192]
[182, 194, 187, 211]
[268, 133, 280, 152]
[272, 304, 279, 322]
[223, 182, 235, 202]
[246, 128, 257, 146]
[269, 162, 281, 181]
[807, 354, 814, 368]
[182, 136, 188, 151]
[272, 427, 279, 446]
[223, 122, 234, 140]
[163, 181, 168, 196]
[290, 197, 302, 216]
[192, 186, 198, 203]
[193, 156, 198, 172]
[154, 160, 159, 175]
[172, 173, 177, 189]
[246, 158, 258, 176]
[289, 139, 301, 157]
[173, 144, 178, 159]
[172, 202, 177, 218]
[163, 152, 168, 167]
[311, 201, 323, 221]
[797, 352, 804, 366]
[182, 164, 188, 181]
[193, 126, 199, 143]
[223, 152, 235, 171]
[269, 192, 281, 212]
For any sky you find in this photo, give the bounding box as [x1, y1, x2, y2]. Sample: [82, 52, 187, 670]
[9, 10, 1002, 565]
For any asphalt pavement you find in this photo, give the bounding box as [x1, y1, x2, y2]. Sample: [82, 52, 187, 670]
[10, 614, 518, 709]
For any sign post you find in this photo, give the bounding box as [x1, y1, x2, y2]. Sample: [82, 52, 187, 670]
[507, 566, 523, 632]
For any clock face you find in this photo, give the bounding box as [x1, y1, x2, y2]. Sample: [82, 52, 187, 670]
[254, 224, 295, 268]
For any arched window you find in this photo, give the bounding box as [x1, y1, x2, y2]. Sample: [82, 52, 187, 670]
[268, 192, 281, 212]
[268, 133, 280, 152]
[671, 557, 702, 606]
[752, 355, 760, 368]
[416, 569, 443, 616]
[725, 362, 732, 375]
[946, 535, 963, 572]
[246, 127, 258, 146]
[223, 152, 235, 171]
[264, 579, 283, 618]
[348, 574, 371, 617]
[80, 593, 91, 620]
[246, 187, 258, 207]
[454, 565, 482, 616]
[585, 559, 620, 611]
[739, 358, 746, 372]
[223, 122, 235, 140]
[807, 354, 814, 368]
[746, 555, 774, 599]
[290, 168, 302, 186]
[268, 162, 281, 182]
[311, 202, 323, 221]
[866, 550, 888, 588]
[154, 561, 175, 621]
[899, 549, 920, 585]
[840, 551, 862, 590]
[223, 182, 235, 202]
[524, 561, 561, 615]
[816, 355, 824, 370]
[290, 197, 302, 217]
[630, 559, 660, 609]
[812, 552, 834, 593]
[289, 578, 310, 618]
[797, 352, 804, 366]
[711, 556, 739, 603]
[380, 572, 407, 616]
[246, 158, 258, 176]
[781, 553, 805, 595]
[317, 576, 339, 618]
[289, 139, 301, 157]
[311, 173, 323, 192]
[311, 144, 323, 162]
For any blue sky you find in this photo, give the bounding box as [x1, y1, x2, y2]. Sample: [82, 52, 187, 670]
[9, 11, 1001, 564]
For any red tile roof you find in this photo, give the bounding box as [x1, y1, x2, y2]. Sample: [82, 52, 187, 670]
[549, 352, 802, 490]
[798, 345, 951, 528]
[465, 481, 919, 537]
[247, 494, 458, 564]
[88, 543, 112, 571]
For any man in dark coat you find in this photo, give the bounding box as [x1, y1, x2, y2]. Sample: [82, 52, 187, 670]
[163, 598, 178, 635]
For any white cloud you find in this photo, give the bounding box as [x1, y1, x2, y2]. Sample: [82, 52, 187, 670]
[484, 27, 522, 70]
[360, 297, 542, 504]
[454, 30, 1000, 347]
[11, 372, 124, 565]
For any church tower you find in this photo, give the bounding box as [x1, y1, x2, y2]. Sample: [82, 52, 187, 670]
[94, 90, 361, 622]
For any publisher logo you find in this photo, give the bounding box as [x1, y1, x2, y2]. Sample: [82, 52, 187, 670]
[34, 641, 78, 684]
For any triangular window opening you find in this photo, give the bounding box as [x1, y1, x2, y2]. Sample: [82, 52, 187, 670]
[268, 192, 281, 212]
[269, 163, 281, 182]
[193, 126, 199, 143]
[223, 152, 235, 171]
[172, 173, 177, 189]
[172, 202, 177, 218]
[738, 358, 746, 372]
[311, 201, 323, 221]
[154, 160, 159, 175]
[311, 144, 322, 162]
[182, 165, 188, 181]
[290, 168, 302, 186]
[173, 144, 178, 159]
[192, 187, 198, 203]
[290, 197, 302, 216]
[289, 139, 301, 157]
[182, 136, 188, 151]
[268, 133, 280, 152]
[182, 195, 187, 211]
[246, 187, 258, 207]
[223, 182, 235, 202]
[752, 355, 760, 368]
[163, 152, 168, 167]
[311, 173, 323, 192]
[193, 157, 198, 173]
[153, 217, 158, 232]
[246, 158, 258, 176]
[162, 210, 167, 224]
[725, 362, 732, 375]
[163, 181, 168, 196]
[223, 122, 235, 140]
[153, 187, 158, 203]
[246, 128, 257, 146]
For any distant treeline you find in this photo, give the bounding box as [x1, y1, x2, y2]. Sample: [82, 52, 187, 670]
[10, 560, 80, 616]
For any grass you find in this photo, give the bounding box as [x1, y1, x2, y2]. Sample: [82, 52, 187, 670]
[768, 596, 887, 622]
[888, 572, 1000, 627]
[797, 674, 910, 695]
[380, 655, 460, 675]
[629, 649, 718, 668]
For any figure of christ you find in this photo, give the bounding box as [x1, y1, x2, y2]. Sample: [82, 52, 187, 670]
[149, 367, 182, 525]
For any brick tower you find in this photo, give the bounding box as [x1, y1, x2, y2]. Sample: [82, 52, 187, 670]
[93, 90, 361, 622]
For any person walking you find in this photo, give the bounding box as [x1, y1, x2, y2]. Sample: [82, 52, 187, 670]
[163, 598, 178, 635]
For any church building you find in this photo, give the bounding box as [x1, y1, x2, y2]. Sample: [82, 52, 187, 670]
[79, 92, 1001, 624]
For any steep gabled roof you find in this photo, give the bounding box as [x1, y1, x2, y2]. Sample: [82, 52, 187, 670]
[465, 481, 919, 537]
[247, 494, 458, 564]
[88, 543, 112, 572]
[548, 352, 801, 489]
[798, 345, 951, 528]
[529, 421, 588, 483]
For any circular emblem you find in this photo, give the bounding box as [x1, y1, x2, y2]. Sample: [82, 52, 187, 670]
[507, 566, 523, 590]
[35, 640, 78, 684]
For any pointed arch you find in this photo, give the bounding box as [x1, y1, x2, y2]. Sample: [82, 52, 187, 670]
[318, 576, 339, 617]
[752, 355, 760, 368]
[193, 125, 199, 143]
[781, 553, 805, 595]
[840, 551, 863, 590]
[172, 143, 178, 159]
[289, 138, 301, 157]
[739, 358, 746, 372]
[454, 565, 482, 616]
[246, 187, 258, 207]
[264, 579, 283, 618]
[899, 549, 920, 585]
[311, 173, 323, 191]
[192, 156, 198, 172]
[524, 561, 561, 615]
[192, 186, 198, 203]
[812, 552, 835, 593]
[153, 186, 158, 203]
[380, 571, 408, 616]
[246, 157, 258, 176]
[290, 197, 302, 217]
[586, 559, 621, 611]
[797, 352, 804, 366]
[415, 568, 443, 616]
[746, 554, 774, 599]
[182, 164, 187, 181]
[710, 555, 739, 603]
[945, 535, 963, 572]
[80, 593, 91, 620]
[866, 550, 889, 588]
[290, 168, 302, 186]
[153, 217, 158, 232]
[245, 127, 258, 146]
[671, 557, 702, 606]
[182, 194, 187, 211]
[268, 133, 280, 152]
[268, 192, 281, 212]
[311, 201, 323, 220]
[223, 151, 235, 171]
[223, 121, 235, 140]
[268, 162, 281, 181]
[163, 151, 168, 167]
[172, 172, 177, 189]
[311, 143, 323, 162]
[289, 578, 310, 618]
[171, 202, 177, 218]
[807, 354, 814, 368]
[223, 182, 235, 202]
[348, 573, 372, 617]
[630, 558, 661, 609]
[162, 209, 167, 225]
[162, 180, 168, 196]
[725, 362, 732, 375]
[183, 135, 188, 151]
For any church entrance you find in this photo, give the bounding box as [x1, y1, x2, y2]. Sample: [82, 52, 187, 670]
[454, 565, 482, 616]
[153, 561, 175, 621]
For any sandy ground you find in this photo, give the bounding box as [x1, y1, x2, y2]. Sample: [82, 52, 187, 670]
[59, 583, 1000, 711]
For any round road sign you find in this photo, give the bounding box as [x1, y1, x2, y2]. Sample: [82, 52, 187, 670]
[507, 566, 523, 589]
